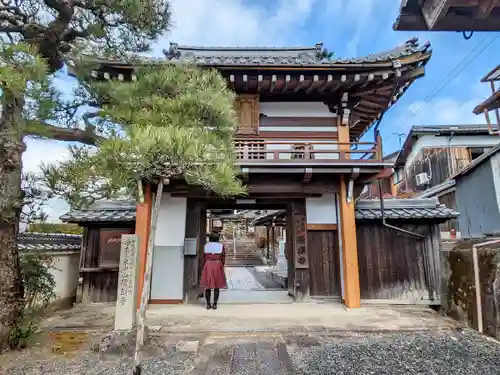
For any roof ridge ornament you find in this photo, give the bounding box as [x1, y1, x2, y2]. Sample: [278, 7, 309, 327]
[164, 42, 180, 60]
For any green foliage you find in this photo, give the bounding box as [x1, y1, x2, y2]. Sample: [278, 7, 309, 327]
[20, 252, 56, 310]
[7, 253, 56, 350]
[42, 64, 246, 207]
[27, 223, 83, 235]
[1, 1, 172, 68]
[7, 321, 36, 350]
[0, 42, 58, 133]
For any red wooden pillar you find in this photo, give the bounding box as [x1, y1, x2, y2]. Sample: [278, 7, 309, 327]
[136, 183, 152, 310]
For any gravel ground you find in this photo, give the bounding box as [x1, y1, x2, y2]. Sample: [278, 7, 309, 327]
[287, 329, 500, 375]
[2, 329, 500, 374]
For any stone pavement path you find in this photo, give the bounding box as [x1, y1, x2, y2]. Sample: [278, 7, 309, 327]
[189, 330, 500, 375]
[4, 329, 500, 374]
[225, 267, 264, 290]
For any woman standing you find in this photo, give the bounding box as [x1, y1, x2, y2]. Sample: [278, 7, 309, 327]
[200, 232, 227, 309]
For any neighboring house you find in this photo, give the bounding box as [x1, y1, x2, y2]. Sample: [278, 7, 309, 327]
[453, 143, 500, 238]
[390, 125, 500, 236]
[474, 65, 500, 131]
[359, 150, 399, 199]
[393, 1, 500, 32]
[64, 38, 452, 309]
[17, 232, 82, 307]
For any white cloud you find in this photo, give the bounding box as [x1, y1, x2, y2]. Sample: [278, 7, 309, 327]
[151, 0, 319, 54]
[23, 139, 71, 173]
[395, 96, 487, 134]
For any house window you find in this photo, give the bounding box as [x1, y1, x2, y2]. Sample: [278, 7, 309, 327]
[469, 147, 489, 161]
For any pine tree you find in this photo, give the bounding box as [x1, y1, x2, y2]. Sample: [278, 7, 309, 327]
[0, 0, 171, 349]
[42, 63, 246, 206]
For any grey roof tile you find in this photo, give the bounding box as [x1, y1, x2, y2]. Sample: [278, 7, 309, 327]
[163, 37, 430, 66]
[355, 198, 458, 221]
[59, 200, 136, 223]
[61, 198, 457, 224]
[17, 232, 82, 252]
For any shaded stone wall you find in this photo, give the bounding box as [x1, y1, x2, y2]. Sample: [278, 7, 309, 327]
[441, 240, 500, 340]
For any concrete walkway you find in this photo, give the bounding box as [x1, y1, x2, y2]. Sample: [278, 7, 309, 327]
[40, 303, 460, 334]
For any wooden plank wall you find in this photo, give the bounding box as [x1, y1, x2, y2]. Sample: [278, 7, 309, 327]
[356, 221, 441, 303]
[77, 223, 135, 304]
[404, 147, 470, 192]
[307, 230, 341, 296]
[438, 191, 458, 231]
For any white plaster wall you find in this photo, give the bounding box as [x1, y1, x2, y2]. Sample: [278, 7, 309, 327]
[151, 194, 187, 300]
[406, 135, 500, 169]
[264, 140, 339, 160]
[490, 152, 500, 214]
[154, 194, 187, 246]
[260, 102, 336, 117]
[48, 251, 80, 299]
[259, 126, 337, 132]
[306, 193, 338, 224]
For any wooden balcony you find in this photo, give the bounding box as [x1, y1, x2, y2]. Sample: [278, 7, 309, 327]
[234, 139, 383, 165]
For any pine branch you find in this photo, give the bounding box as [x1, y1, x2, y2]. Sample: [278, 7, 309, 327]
[25, 121, 105, 145]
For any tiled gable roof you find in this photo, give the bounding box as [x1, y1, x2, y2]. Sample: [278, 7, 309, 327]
[355, 198, 458, 221]
[17, 232, 82, 252]
[61, 198, 457, 224]
[59, 200, 136, 223]
[163, 37, 430, 66]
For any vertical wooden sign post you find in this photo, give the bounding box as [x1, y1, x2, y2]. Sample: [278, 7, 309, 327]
[133, 180, 164, 375]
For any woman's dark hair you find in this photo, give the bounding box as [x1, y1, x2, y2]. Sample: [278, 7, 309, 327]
[208, 232, 220, 242]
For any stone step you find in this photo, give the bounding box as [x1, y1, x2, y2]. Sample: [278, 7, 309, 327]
[190, 337, 294, 375]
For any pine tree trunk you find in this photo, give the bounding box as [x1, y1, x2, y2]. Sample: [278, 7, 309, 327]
[0, 94, 25, 351]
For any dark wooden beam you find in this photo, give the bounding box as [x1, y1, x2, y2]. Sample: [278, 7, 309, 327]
[476, 0, 499, 19]
[422, 0, 451, 30]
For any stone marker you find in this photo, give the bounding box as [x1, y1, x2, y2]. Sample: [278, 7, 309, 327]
[115, 234, 140, 331]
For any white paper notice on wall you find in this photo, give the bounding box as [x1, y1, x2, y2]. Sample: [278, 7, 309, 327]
[306, 193, 337, 224]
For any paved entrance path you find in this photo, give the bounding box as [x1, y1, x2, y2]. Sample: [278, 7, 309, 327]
[5, 304, 500, 374]
[225, 267, 264, 290]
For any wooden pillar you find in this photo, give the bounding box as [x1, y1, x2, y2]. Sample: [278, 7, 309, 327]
[271, 223, 276, 262]
[337, 98, 351, 159]
[339, 175, 361, 308]
[337, 96, 361, 308]
[266, 225, 270, 259]
[136, 183, 152, 309]
[183, 199, 201, 302]
[390, 175, 398, 197]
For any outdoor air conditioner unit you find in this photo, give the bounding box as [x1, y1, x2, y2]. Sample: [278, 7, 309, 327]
[415, 172, 431, 186]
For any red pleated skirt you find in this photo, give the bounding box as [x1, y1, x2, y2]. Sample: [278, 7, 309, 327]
[200, 254, 227, 289]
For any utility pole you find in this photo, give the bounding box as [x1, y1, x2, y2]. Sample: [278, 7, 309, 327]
[393, 132, 405, 149]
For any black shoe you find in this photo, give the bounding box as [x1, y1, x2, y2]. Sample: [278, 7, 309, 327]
[206, 304, 212, 310]
[212, 304, 218, 310]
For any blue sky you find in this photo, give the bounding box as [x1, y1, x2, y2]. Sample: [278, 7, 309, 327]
[25, 0, 498, 219]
